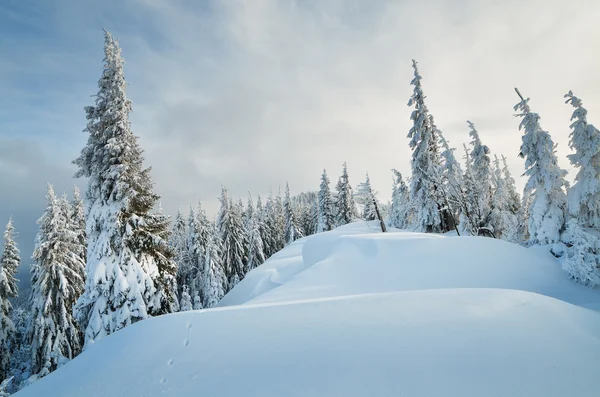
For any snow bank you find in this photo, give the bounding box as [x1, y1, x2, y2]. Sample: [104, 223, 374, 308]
[221, 221, 600, 309]
[15, 222, 600, 397]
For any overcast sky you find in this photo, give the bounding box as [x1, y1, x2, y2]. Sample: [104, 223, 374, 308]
[2, 0, 600, 286]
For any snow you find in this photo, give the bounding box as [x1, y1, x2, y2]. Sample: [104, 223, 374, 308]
[15, 222, 600, 397]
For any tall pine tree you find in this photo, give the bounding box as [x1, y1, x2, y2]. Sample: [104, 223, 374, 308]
[389, 170, 410, 229]
[29, 186, 85, 377]
[316, 169, 335, 233]
[467, 121, 493, 229]
[73, 31, 177, 345]
[284, 183, 303, 245]
[565, 91, 600, 228]
[514, 89, 568, 245]
[0, 217, 19, 382]
[335, 162, 357, 226]
[407, 60, 443, 233]
[216, 187, 246, 290]
[356, 173, 378, 222]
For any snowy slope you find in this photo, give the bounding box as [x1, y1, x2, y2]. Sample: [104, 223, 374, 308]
[15, 222, 600, 397]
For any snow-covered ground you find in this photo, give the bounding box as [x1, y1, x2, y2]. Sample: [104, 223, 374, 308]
[15, 222, 600, 396]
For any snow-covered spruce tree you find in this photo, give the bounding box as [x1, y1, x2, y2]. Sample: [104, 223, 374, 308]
[170, 209, 189, 299]
[0, 217, 20, 382]
[407, 60, 444, 233]
[245, 194, 255, 230]
[501, 155, 521, 215]
[388, 170, 410, 229]
[283, 183, 303, 246]
[263, 191, 284, 257]
[256, 194, 273, 259]
[514, 90, 568, 245]
[71, 186, 87, 267]
[561, 219, 600, 287]
[467, 121, 493, 229]
[246, 205, 266, 271]
[439, 134, 464, 211]
[335, 162, 358, 226]
[273, 189, 286, 250]
[490, 155, 519, 242]
[216, 187, 246, 290]
[317, 170, 336, 233]
[29, 186, 85, 378]
[459, 144, 480, 235]
[179, 285, 193, 312]
[292, 192, 318, 237]
[73, 31, 177, 345]
[356, 173, 378, 222]
[201, 229, 226, 308]
[565, 91, 600, 228]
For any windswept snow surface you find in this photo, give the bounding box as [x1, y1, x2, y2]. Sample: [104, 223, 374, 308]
[16, 222, 600, 397]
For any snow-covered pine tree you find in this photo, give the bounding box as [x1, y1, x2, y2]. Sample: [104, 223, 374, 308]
[256, 194, 273, 259]
[170, 209, 189, 299]
[356, 173, 378, 222]
[459, 144, 480, 235]
[283, 183, 303, 245]
[179, 285, 193, 312]
[201, 228, 226, 308]
[501, 155, 521, 215]
[73, 31, 177, 344]
[514, 89, 568, 245]
[389, 170, 411, 229]
[561, 219, 600, 287]
[335, 162, 358, 226]
[261, 193, 278, 258]
[245, 194, 255, 229]
[292, 192, 318, 237]
[407, 60, 444, 233]
[467, 121, 493, 229]
[565, 91, 600, 228]
[273, 189, 286, 251]
[490, 155, 519, 241]
[29, 186, 85, 377]
[71, 186, 87, 267]
[316, 170, 336, 233]
[216, 187, 246, 290]
[0, 217, 20, 382]
[246, 205, 266, 271]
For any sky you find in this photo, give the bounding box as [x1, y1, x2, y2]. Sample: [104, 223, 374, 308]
[1, 0, 600, 288]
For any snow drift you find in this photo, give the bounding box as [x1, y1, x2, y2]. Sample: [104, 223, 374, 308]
[15, 222, 600, 397]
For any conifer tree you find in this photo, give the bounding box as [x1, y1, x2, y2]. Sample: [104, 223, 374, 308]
[317, 170, 336, 233]
[71, 186, 87, 266]
[284, 183, 303, 245]
[170, 209, 189, 298]
[73, 31, 177, 344]
[490, 155, 519, 241]
[356, 173, 378, 221]
[273, 189, 286, 250]
[514, 89, 568, 245]
[29, 186, 85, 377]
[246, 207, 266, 271]
[179, 285, 193, 312]
[262, 193, 279, 258]
[467, 121, 493, 228]
[407, 60, 444, 233]
[459, 144, 480, 235]
[216, 187, 246, 290]
[201, 229, 226, 308]
[0, 217, 19, 382]
[335, 162, 358, 226]
[565, 91, 600, 228]
[501, 155, 521, 215]
[389, 170, 411, 229]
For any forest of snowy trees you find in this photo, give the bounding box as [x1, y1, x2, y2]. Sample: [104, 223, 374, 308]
[0, 31, 599, 395]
